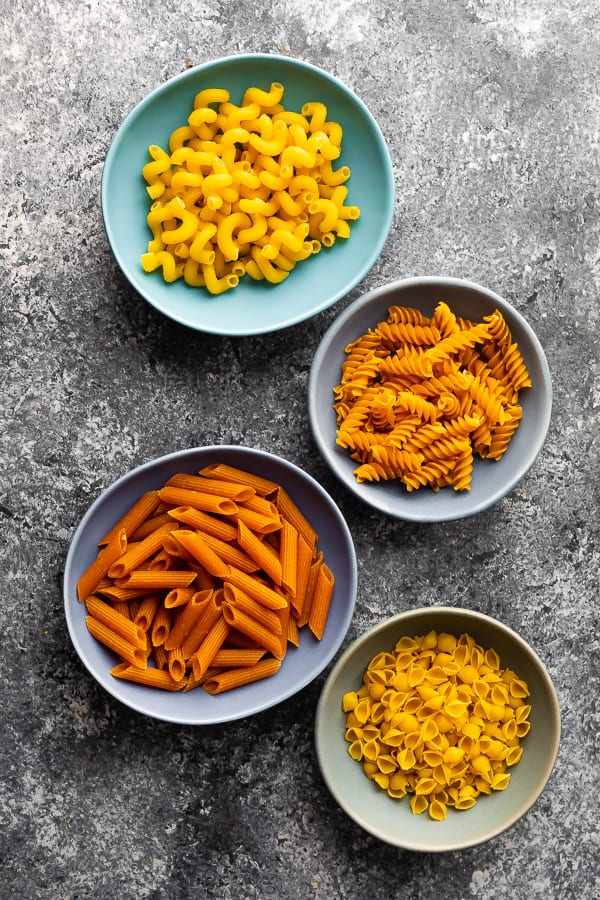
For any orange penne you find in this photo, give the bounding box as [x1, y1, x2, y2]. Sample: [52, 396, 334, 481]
[292, 534, 313, 615]
[98, 491, 160, 546]
[180, 591, 224, 658]
[107, 521, 177, 579]
[166, 472, 255, 502]
[165, 586, 196, 608]
[151, 605, 172, 647]
[279, 518, 298, 598]
[239, 495, 281, 518]
[308, 562, 335, 640]
[197, 530, 260, 573]
[163, 589, 213, 650]
[236, 520, 282, 585]
[296, 551, 322, 627]
[198, 462, 279, 497]
[134, 594, 161, 631]
[85, 595, 147, 649]
[222, 583, 282, 635]
[167, 505, 238, 541]
[129, 512, 175, 543]
[211, 648, 268, 667]
[190, 615, 231, 679]
[157, 485, 238, 516]
[287, 614, 300, 647]
[114, 570, 197, 590]
[232, 505, 282, 535]
[111, 662, 181, 691]
[95, 584, 149, 603]
[86, 616, 147, 669]
[224, 566, 287, 610]
[222, 603, 283, 659]
[168, 529, 230, 579]
[77, 528, 127, 601]
[147, 548, 177, 571]
[202, 658, 282, 694]
[167, 646, 187, 682]
[152, 643, 168, 669]
[275, 488, 317, 550]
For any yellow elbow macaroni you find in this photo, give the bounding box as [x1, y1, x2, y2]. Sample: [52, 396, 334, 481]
[141, 82, 360, 295]
[342, 630, 531, 821]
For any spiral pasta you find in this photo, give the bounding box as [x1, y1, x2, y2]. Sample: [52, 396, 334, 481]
[141, 82, 360, 295]
[342, 630, 531, 820]
[334, 301, 532, 492]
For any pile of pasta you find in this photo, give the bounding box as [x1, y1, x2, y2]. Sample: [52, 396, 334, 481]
[140, 81, 360, 294]
[77, 463, 334, 694]
[333, 300, 532, 491]
[342, 630, 531, 821]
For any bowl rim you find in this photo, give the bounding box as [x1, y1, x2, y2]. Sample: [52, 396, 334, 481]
[63, 444, 358, 724]
[315, 606, 561, 851]
[308, 274, 553, 522]
[100, 52, 395, 336]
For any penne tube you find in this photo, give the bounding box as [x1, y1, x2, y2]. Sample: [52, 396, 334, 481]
[111, 662, 181, 691]
[222, 583, 282, 635]
[167, 505, 238, 542]
[190, 615, 231, 679]
[292, 534, 314, 615]
[98, 491, 160, 546]
[224, 566, 288, 610]
[167, 647, 187, 682]
[108, 521, 177, 579]
[236, 519, 282, 585]
[202, 658, 282, 694]
[85, 595, 147, 649]
[296, 551, 322, 627]
[164, 586, 196, 609]
[147, 548, 177, 571]
[308, 563, 335, 640]
[279, 518, 298, 599]
[166, 472, 255, 502]
[287, 615, 300, 648]
[232, 505, 282, 535]
[275, 488, 318, 550]
[151, 605, 172, 647]
[134, 594, 162, 631]
[222, 603, 282, 659]
[181, 591, 224, 658]
[77, 528, 127, 602]
[115, 570, 197, 590]
[210, 648, 268, 668]
[163, 589, 213, 651]
[157, 485, 238, 516]
[152, 643, 168, 670]
[128, 511, 175, 543]
[195, 530, 260, 574]
[86, 616, 147, 669]
[95, 584, 150, 604]
[169, 529, 229, 579]
[198, 463, 279, 497]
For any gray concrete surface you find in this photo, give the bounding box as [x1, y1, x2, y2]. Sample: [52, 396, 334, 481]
[2, 1, 599, 898]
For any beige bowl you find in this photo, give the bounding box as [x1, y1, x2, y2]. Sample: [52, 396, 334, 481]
[315, 606, 560, 851]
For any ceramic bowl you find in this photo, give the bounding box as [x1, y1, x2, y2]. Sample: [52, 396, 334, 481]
[64, 445, 357, 724]
[315, 606, 560, 851]
[309, 276, 552, 522]
[101, 54, 394, 335]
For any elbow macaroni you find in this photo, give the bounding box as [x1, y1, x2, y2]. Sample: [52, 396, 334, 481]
[141, 82, 360, 294]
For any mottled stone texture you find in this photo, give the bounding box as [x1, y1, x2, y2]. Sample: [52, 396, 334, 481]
[1, 1, 599, 898]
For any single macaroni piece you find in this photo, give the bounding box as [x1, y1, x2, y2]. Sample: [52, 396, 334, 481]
[77, 464, 335, 694]
[140, 82, 360, 294]
[342, 630, 531, 820]
[334, 301, 532, 492]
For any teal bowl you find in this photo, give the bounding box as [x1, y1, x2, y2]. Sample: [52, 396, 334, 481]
[101, 54, 394, 335]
